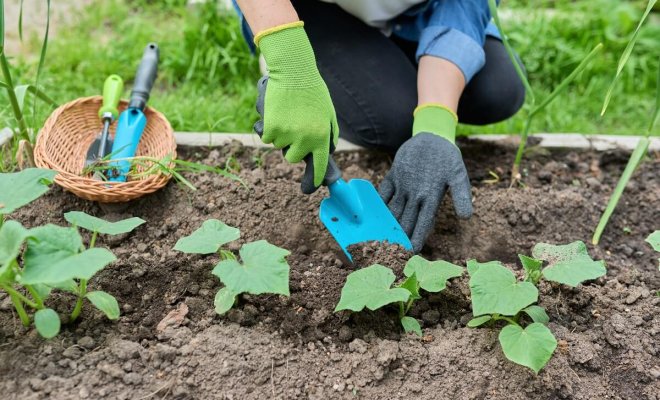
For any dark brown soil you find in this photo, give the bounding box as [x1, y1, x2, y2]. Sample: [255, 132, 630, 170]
[1, 138, 658, 399]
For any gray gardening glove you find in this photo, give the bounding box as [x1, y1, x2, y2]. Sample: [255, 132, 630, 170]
[379, 133, 473, 253]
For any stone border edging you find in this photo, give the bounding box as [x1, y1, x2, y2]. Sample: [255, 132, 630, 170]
[173, 132, 660, 152]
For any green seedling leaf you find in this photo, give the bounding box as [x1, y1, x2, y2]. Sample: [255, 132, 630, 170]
[499, 322, 557, 373]
[522, 305, 550, 325]
[335, 264, 410, 312]
[212, 240, 290, 296]
[0, 169, 57, 214]
[401, 316, 422, 336]
[403, 255, 463, 292]
[49, 280, 79, 294]
[647, 231, 660, 268]
[64, 211, 145, 235]
[32, 283, 52, 301]
[23, 224, 83, 270]
[467, 315, 492, 328]
[532, 241, 606, 287]
[34, 308, 60, 339]
[86, 291, 120, 320]
[214, 287, 237, 315]
[175, 219, 240, 254]
[0, 220, 29, 281]
[469, 260, 538, 316]
[398, 273, 421, 300]
[21, 247, 116, 285]
[467, 259, 501, 276]
[519, 255, 542, 282]
[646, 231, 660, 252]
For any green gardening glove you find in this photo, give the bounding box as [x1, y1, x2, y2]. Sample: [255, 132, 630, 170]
[254, 21, 339, 187]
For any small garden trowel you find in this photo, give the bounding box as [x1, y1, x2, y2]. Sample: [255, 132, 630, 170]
[305, 157, 413, 261]
[254, 76, 412, 260]
[85, 75, 124, 168]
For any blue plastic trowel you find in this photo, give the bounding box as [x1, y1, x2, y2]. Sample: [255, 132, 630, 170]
[309, 157, 413, 261]
[254, 77, 412, 261]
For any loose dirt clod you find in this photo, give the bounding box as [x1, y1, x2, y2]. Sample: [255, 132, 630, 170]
[1, 140, 658, 399]
[347, 240, 412, 277]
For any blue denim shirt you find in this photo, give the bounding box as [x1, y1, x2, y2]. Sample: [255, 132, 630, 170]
[232, 0, 501, 83]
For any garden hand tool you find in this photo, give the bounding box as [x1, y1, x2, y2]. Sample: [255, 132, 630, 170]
[254, 77, 412, 261]
[379, 104, 473, 253]
[107, 43, 159, 182]
[85, 75, 124, 167]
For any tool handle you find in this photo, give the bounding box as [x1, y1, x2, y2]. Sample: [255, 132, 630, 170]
[98, 75, 124, 120]
[128, 43, 159, 110]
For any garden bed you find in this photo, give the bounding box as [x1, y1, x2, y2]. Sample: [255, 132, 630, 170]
[1, 139, 658, 399]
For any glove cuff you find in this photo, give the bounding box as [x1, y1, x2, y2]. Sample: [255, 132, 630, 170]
[255, 22, 324, 89]
[412, 103, 458, 144]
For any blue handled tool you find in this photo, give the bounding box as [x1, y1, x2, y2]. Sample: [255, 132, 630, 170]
[108, 43, 159, 182]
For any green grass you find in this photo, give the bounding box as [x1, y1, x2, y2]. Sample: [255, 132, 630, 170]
[1, 0, 659, 137]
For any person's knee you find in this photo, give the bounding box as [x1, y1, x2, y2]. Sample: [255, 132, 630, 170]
[493, 75, 526, 121]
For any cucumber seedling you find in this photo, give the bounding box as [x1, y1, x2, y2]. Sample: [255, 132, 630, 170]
[335, 255, 463, 336]
[63, 211, 145, 322]
[467, 241, 606, 372]
[174, 219, 291, 314]
[1, 212, 142, 339]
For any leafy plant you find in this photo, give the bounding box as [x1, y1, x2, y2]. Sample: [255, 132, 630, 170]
[174, 219, 290, 314]
[0, 218, 123, 338]
[335, 256, 463, 336]
[467, 241, 606, 372]
[0, 171, 138, 338]
[488, 0, 603, 184]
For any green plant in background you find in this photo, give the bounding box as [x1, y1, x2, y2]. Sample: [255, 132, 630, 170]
[488, 0, 603, 184]
[0, 0, 58, 170]
[592, 1, 659, 245]
[467, 241, 606, 372]
[335, 256, 463, 336]
[174, 219, 291, 314]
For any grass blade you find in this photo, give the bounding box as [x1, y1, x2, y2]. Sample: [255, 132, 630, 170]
[488, 0, 535, 105]
[14, 84, 58, 111]
[31, 0, 50, 135]
[648, 55, 660, 135]
[1, 0, 4, 53]
[601, 0, 657, 116]
[592, 138, 650, 245]
[530, 44, 603, 117]
[18, 0, 23, 42]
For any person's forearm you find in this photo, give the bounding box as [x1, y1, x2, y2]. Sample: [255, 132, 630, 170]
[236, 0, 299, 35]
[417, 56, 465, 112]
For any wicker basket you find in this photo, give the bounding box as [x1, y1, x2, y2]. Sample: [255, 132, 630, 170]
[34, 96, 177, 203]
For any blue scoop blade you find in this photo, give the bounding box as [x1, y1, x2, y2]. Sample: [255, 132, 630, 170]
[319, 178, 413, 261]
